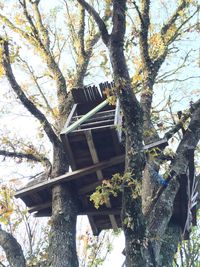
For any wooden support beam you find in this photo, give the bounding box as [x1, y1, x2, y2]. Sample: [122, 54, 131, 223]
[29, 202, 51, 213]
[85, 130, 118, 231]
[15, 154, 125, 198]
[143, 138, 168, 150]
[61, 134, 77, 170]
[29, 201, 120, 217]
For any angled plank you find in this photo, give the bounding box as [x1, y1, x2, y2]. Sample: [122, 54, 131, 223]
[84, 130, 118, 231]
[15, 155, 125, 198]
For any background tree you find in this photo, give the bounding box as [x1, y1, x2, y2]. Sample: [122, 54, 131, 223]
[0, 0, 199, 267]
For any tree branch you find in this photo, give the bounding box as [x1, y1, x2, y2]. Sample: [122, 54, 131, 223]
[0, 38, 60, 147]
[30, 0, 50, 49]
[0, 12, 68, 127]
[161, 0, 188, 36]
[139, 0, 152, 68]
[112, 0, 126, 43]
[19, 57, 55, 118]
[77, 0, 110, 44]
[146, 100, 200, 260]
[165, 99, 200, 140]
[0, 226, 26, 267]
[78, 6, 86, 57]
[0, 150, 51, 170]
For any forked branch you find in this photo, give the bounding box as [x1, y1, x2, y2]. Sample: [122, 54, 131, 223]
[0, 39, 60, 147]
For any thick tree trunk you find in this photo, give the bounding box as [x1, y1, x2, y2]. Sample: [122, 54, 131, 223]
[108, 34, 147, 267]
[48, 145, 79, 267]
[0, 226, 26, 267]
[48, 184, 78, 267]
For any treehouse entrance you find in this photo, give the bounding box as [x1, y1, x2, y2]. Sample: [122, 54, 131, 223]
[15, 82, 197, 238]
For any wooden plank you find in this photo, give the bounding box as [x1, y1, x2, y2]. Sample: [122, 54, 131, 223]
[62, 104, 77, 130]
[80, 119, 114, 129]
[85, 130, 118, 231]
[144, 138, 168, 150]
[29, 202, 51, 213]
[72, 124, 115, 134]
[72, 109, 115, 119]
[82, 195, 99, 235]
[60, 135, 76, 171]
[15, 155, 125, 198]
[114, 99, 122, 142]
[79, 208, 120, 216]
[111, 129, 122, 155]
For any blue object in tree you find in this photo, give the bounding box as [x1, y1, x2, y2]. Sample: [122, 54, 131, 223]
[147, 164, 168, 186]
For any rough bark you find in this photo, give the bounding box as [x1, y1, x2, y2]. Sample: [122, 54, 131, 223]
[0, 226, 26, 267]
[159, 223, 181, 267]
[48, 184, 79, 267]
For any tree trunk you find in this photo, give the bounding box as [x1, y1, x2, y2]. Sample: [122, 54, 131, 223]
[48, 184, 78, 267]
[48, 145, 79, 267]
[159, 223, 181, 267]
[0, 226, 26, 267]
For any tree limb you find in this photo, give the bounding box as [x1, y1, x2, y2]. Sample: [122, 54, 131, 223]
[0, 38, 61, 147]
[139, 0, 152, 68]
[0, 12, 68, 127]
[78, 6, 86, 57]
[0, 149, 51, 170]
[77, 0, 110, 44]
[30, 0, 50, 49]
[0, 226, 26, 267]
[161, 0, 188, 36]
[165, 99, 200, 140]
[146, 100, 200, 261]
[112, 0, 126, 43]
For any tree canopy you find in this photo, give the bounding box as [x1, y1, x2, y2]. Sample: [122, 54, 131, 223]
[0, 0, 199, 266]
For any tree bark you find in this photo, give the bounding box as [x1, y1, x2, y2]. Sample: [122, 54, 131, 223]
[0, 226, 26, 267]
[48, 184, 79, 267]
[159, 223, 181, 267]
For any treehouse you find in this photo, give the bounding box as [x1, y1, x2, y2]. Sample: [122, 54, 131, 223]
[15, 82, 197, 238]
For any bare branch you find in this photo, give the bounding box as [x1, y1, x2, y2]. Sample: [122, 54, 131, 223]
[0, 149, 52, 170]
[0, 13, 68, 125]
[157, 75, 200, 84]
[0, 38, 60, 147]
[132, 1, 143, 24]
[77, 0, 110, 44]
[165, 99, 200, 140]
[0, 226, 26, 267]
[19, 57, 55, 118]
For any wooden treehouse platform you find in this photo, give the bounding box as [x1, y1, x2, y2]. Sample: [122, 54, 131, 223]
[15, 82, 197, 238]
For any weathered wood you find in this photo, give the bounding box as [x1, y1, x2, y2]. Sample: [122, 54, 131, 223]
[29, 202, 51, 213]
[61, 99, 109, 134]
[72, 124, 115, 133]
[60, 135, 76, 170]
[143, 138, 168, 150]
[15, 155, 125, 198]
[85, 130, 118, 230]
[63, 103, 77, 130]
[114, 99, 122, 142]
[79, 119, 114, 129]
[81, 195, 99, 235]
